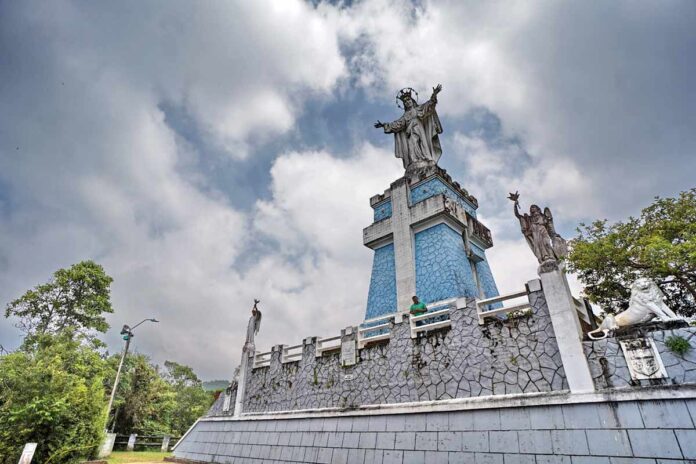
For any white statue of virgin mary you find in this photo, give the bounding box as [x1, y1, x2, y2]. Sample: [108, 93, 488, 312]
[375, 85, 443, 170]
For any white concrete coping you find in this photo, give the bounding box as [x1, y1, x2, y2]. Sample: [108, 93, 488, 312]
[200, 385, 696, 423]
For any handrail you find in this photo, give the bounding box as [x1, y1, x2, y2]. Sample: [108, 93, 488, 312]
[362, 312, 400, 325]
[253, 351, 272, 368]
[358, 311, 399, 348]
[426, 297, 457, 308]
[410, 306, 451, 322]
[281, 344, 303, 364]
[478, 290, 528, 306]
[358, 322, 390, 333]
[315, 334, 342, 357]
[409, 303, 454, 338]
[476, 289, 531, 325]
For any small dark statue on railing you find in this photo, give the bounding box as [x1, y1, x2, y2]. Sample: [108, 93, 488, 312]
[508, 191, 568, 272]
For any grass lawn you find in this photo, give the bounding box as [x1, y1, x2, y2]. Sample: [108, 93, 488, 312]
[106, 451, 171, 464]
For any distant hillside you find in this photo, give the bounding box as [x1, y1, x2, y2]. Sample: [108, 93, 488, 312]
[202, 380, 229, 391]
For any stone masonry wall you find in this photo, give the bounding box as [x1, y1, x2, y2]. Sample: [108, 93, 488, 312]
[236, 290, 566, 414]
[584, 326, 696, 390]
[176, 396, 696, 463]
[207, 386, 238, 417]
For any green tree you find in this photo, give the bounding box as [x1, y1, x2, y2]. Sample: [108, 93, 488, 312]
[0, 333, 108, 464]
[5, 261, 114, 343]
[108, 353, 176, 435]
[568, 189, 696, 315]
[162, 361, 215, 435]
[108, 357, 214, 437]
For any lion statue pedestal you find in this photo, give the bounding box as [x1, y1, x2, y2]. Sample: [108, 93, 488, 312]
[588, 278, 682, 340]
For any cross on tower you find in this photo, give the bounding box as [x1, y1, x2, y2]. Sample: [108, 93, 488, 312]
[363, 166, 497, 319]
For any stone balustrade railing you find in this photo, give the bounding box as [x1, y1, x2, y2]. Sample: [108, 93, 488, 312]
[252, 350, 271, 368]
[314, 334, 341, 357]
[476, 288, 531, 324]
[238, 283, 569, 413]
[281, 344, 303, 364]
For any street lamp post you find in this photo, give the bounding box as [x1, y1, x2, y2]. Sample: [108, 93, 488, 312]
[105, 318, 158, 431]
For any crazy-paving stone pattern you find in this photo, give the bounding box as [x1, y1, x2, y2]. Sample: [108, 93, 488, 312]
[584, 326, 696, 390]
[176, 397, 696, 463]
[207, 385, 238, 417]
[414, 223, 478, 304]
[236, 291, 566, 414]
[373, 199, 392, 222]
[365, 243, 397, 320]
[410, 177, 477, 217]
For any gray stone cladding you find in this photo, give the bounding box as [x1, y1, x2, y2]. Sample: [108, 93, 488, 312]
[235, 290, 566, 414]
[174, 397, 696, 463]
[584, 326, 696, 389]
[208, 386, 238, 417]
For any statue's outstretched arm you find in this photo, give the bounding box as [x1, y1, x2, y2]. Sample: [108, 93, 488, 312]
[430, 84, 442, 103]
[507, 191, 522, 218]
[376, 116, 405, 134]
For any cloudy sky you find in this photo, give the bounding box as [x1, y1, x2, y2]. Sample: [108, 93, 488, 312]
[1, 0, 694, 379]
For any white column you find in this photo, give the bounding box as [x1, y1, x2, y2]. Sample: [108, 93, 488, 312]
[126, 434, 137, 451]
[161, 436, 171, 452]
[233, 351, 251, 417]
[540, 267, 595, 393]
[97, 434, 117, 458]
[18, 443, 37, 464]
[390, 179, 416, 312]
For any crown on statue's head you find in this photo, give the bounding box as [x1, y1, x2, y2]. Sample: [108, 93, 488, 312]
[396, 87, 418, 108]
[397, 88, 413, 101]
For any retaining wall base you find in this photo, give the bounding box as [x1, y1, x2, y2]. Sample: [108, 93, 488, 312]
[174, 388, 696, 464]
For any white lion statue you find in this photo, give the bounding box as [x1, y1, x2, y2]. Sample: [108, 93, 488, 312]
[587, 278, 679, 340]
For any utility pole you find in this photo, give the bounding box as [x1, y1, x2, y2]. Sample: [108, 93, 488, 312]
[105, 318, 158, 431]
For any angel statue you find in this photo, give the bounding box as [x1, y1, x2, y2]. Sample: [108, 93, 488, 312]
[243, 299, 262, 354]
[508, 192, 568, 270]
[374, 84, 443, 171]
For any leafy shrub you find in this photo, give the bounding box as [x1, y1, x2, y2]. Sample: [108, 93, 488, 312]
[665, 335, 691, 356]
[0, 334, 107, 464]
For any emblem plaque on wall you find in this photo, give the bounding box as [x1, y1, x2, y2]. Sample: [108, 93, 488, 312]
[619, 337, 668, 381]
[341, 338, 357, 367]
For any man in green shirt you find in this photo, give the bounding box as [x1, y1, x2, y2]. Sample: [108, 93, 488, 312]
[409, 295, 427, 315]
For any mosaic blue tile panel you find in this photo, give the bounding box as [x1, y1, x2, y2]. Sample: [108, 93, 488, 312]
[470, 242, 487, 260]
[414, 223, 479, 304]
[372, 199, 392, 222]
[476, 259, 500, 300]
[364, 243, 397, 319]
[410, 177, 477, 217]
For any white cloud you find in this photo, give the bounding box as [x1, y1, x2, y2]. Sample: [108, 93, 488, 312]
[0, 0, 349, 377]
[332, 0, 696, 218]
[446, 131, 595, 243]
[254, 145, 401, 262]
[1, 0, 694, 380]
[247, 144, 402, 353]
